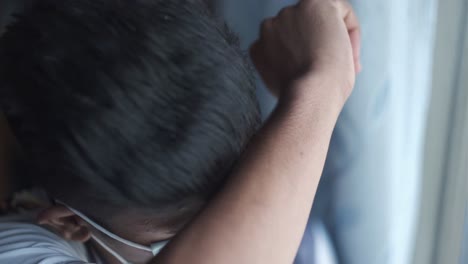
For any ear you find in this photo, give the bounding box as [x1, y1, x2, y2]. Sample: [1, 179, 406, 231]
[37, 205, 92, 242]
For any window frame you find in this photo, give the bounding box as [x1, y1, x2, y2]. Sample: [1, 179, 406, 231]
[413, 0, 468, 263]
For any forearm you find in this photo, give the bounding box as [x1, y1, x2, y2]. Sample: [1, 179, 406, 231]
[153, 77, 343, 264]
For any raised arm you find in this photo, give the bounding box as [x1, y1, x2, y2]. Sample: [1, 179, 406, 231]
[152, 0, 361, 263]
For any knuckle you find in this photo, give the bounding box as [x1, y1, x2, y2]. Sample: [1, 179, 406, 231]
[259, 18, 274, 38]
[277, 7, 291, 17]
[331, 0, 350, 12]
[260, 18, 273, 30]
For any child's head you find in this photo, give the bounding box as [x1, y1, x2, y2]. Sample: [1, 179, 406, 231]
[0, 0, 259, 261]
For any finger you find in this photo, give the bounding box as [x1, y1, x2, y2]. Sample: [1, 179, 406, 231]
[339, 1, 362, 72]
[249, 41, 278, 96]
[349, 28, 362, 73]
[249, 41, 268, 78]
[258, 18, 274, 41]
[276, 5, 295, 19]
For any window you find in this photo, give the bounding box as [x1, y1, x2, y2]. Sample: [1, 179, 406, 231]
[462, 208, 467, 264]
[414, 0, 468, 263]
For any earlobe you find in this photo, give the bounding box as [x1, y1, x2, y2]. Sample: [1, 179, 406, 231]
[37, 205, 92, 242]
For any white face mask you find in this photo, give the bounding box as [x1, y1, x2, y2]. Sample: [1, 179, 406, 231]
[55, 200, 169, 264]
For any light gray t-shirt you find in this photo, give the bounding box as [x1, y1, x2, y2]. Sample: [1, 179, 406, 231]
[0, 212, 103, 264]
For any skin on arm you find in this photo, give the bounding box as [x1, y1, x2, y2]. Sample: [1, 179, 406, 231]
[155, 80, 344, 264]
[151, 0, 361, 263]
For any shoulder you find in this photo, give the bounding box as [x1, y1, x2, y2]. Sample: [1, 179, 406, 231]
[0, 221, 92, 264]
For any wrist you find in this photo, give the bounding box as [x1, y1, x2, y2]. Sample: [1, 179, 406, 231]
[270, 75, 346, 136]
[280, 74, 348, 116]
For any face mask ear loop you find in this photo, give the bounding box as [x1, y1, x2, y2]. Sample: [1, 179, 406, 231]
[91, 234, 130, 264]
[54, 200, 152, 253]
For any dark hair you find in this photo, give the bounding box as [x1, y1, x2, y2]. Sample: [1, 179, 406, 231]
[0, 0, 260, 223]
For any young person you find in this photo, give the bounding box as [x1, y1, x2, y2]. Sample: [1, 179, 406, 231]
[0, 0, 360, 263]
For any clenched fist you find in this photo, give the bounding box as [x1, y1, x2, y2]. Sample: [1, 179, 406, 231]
[251, 0, 361, 106]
